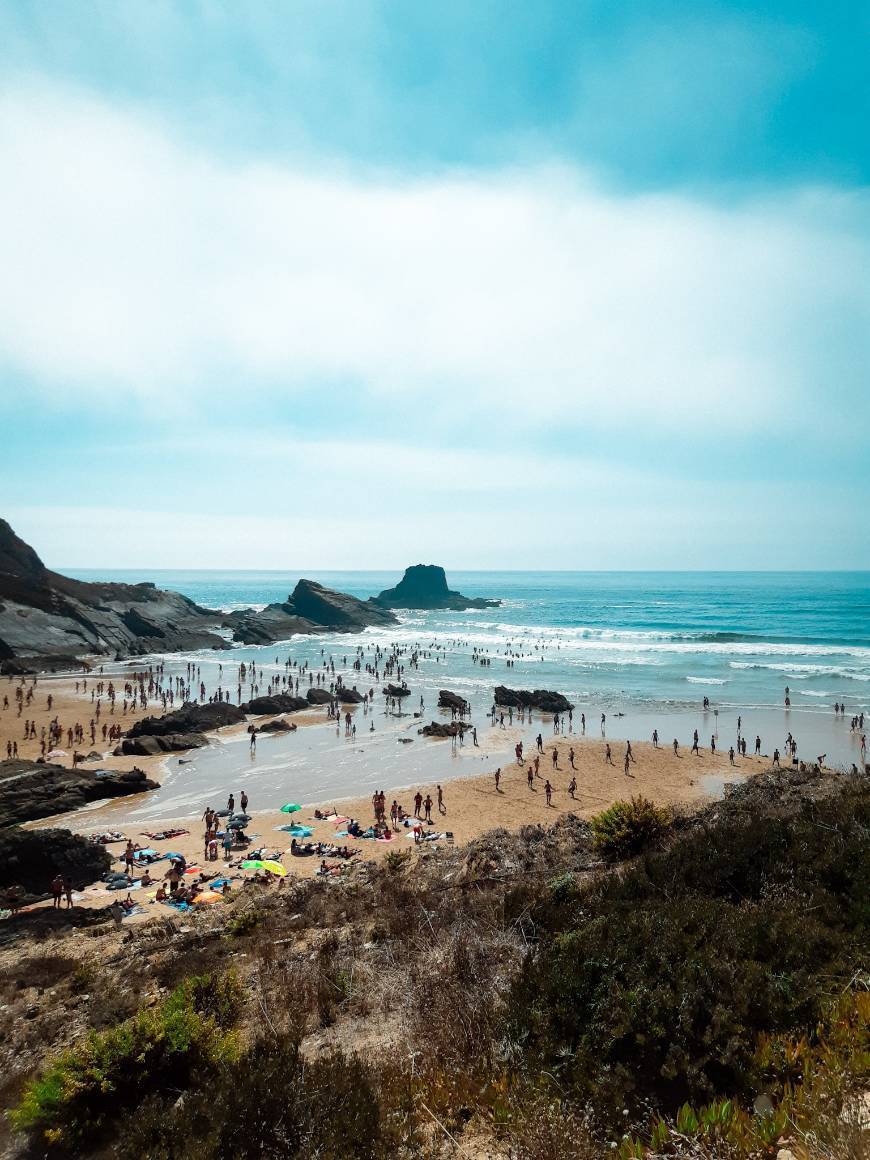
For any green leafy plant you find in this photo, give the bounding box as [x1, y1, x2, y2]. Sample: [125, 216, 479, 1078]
[589, 796, 669, 859]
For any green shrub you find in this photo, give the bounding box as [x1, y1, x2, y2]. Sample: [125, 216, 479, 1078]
[117, 1035, 385, 1160]
[10, 971, 242, 1148]
[589, 796, 669, 859]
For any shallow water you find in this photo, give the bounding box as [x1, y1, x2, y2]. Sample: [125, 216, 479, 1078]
[63, 570, 869, 819]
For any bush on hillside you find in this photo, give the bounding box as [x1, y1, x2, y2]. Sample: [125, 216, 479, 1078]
[11, 971, 242, 1149]
[589, 796, 669, 860]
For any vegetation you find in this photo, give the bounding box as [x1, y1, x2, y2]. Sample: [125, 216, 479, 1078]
[4, 768, 868, 1158]
[588, 794, 669, 859]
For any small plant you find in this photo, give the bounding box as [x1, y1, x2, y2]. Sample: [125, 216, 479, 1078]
[589, 796, 669, 859]
[10, 972, 241, 1148]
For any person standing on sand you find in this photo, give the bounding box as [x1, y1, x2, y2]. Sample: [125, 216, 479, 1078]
[710, 736, 716, 755]
[624, 751, 633, 777]
[569, 747, 576, 769]
[568, 776, 576, 799]
[551, 748, 558, 770]
[227, 794, 235, 814]
[413, 791, 423, 818]
[63, 877, 73, 909]
[692, 732, 699, 755]
[437, 785, 445, 815]
[544, 780, 553, 806]
[605, 743, 613, 765]
[755, 735, 761, 755]
[240, 790, 248, 813]
[51, 874, 63, 909]
[527, 766, 534, 789]
[729, 746, 735, 765]
[494, 768, 501, 792]
[673, 739, 679, 755]
[652, 729, 659, 748]
[626, 741, 635, 763]
[424, 794, 433, 823]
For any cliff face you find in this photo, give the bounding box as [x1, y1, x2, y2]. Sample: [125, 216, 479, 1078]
[0, 519, 229, 662]
[374, 564, 499, 611]
[0, 519, 399, 662]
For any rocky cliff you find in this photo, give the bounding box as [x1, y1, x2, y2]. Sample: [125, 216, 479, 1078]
[0, 759, 159, 827]
[373, 565, 499, 611]
[0, 520, 398, 662]
[0, 519, 228, 662]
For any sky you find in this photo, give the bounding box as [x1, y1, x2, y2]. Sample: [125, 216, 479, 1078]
[1, 1, 868, 571]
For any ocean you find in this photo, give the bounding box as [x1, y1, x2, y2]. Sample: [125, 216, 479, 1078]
[64, 570, 870, 818]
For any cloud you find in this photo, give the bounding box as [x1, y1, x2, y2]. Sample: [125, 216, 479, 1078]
[0, 80, 867, 438]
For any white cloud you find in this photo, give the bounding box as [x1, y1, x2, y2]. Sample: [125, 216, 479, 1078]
[1, 80, 868, 434]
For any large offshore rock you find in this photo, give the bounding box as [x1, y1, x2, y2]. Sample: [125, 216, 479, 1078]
[494, 687, 574, 713]
[0, 760, 159, 827]
[226, 579, 396, 644]
[374, 565, 499, 610]
[335, 686, 364, 703]
[438, 689, 471, 714]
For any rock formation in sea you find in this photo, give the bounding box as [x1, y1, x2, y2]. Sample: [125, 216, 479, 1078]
[0, 519, 398, 662]
[221, 578, 397, 644]
[494, 686, 574, 713]
[373, 565, 499, 611]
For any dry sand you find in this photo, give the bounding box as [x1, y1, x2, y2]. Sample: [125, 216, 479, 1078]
[2, 672, 763, 921]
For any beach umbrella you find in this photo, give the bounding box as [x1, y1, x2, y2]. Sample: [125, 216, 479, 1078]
[261, 860, 287, 877]
[241, 859, 265, 870]
[280, 803, 302, 814]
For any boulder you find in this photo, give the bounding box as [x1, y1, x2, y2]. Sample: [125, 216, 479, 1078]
[373, 565, 500, 611]
[0, 759, 160, 827]
[241, 693, 308, 715]
[384, 683, 411, 699]
[335, 687, 364, 703]
[494, 687, 574, 713]
[127, 701, 245, 738]
[257, 719, 297, 734]
[438, 690, 470, 714]
[118, 733, 208, 756]
[306, 688, 336, 705]
[419, 721, 471, 738]
[0, 827, 111, 895]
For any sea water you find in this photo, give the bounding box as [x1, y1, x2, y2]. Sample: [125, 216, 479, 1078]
[64, 570, 870, 818]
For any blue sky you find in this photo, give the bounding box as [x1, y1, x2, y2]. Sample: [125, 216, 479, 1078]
[0, 1, 867, 569]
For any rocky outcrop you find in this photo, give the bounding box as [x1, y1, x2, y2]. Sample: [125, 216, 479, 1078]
[126, 701, 245, 738]
[225, 579, 396, 645]
[438, 690, 470, 714]
[384, 683, 411, 699]
[0, 827, 110, 895]
[373, 565, 499, 611]
[256, 719, 297, 734]
[0, 518, 228, 661]
[0, 760, 159, 827]
[0, 520, 400, 663]
[336, 687, 364, 703]
[241, 693, 308, 715]
[306, 688, 336, 705]
[494, 687, 574, 713]
[419, 721, 471, 738]
[117, 733, 209, 756]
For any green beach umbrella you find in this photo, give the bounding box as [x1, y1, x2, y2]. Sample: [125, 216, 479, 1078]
[241, 859, 265, 870]
[280, 803, 302, 814]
